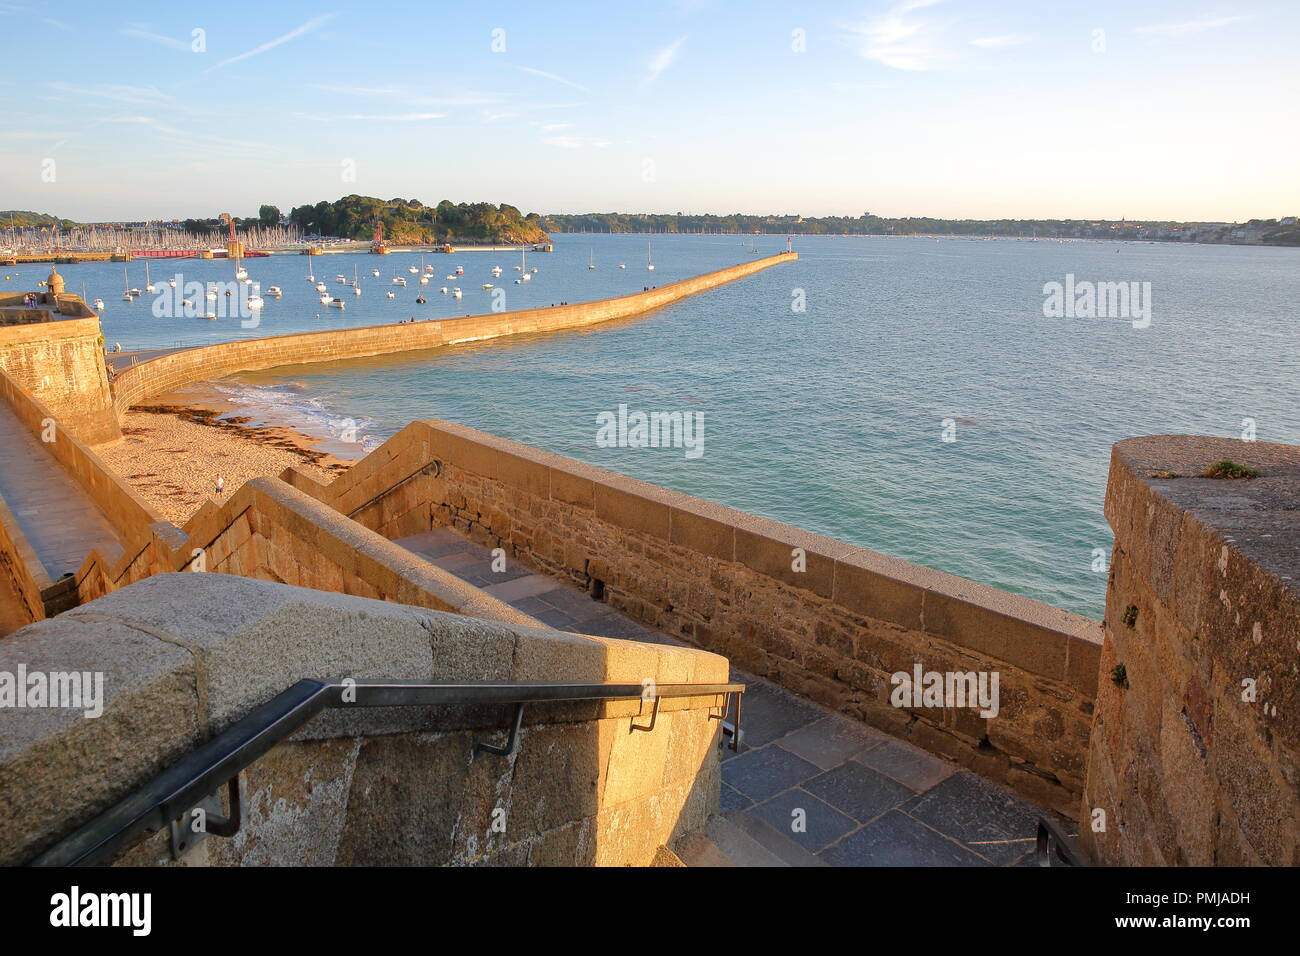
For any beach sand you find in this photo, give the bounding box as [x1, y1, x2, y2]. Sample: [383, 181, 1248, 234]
[98, 388, 358, 526]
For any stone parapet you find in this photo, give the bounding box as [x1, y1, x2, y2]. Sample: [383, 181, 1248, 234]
[1082, 436, 1300, 865]
[0, 574, 729, 866]
[0, 306, 119, 444]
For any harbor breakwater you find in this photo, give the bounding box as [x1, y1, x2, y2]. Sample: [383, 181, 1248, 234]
[110, 252, 797, 416]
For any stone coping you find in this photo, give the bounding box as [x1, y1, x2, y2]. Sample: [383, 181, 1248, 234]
[1108, 435, 1299, 593]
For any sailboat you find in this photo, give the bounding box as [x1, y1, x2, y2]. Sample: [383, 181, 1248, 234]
[588, 247, 595, 270]
[519, 246, 530, 281]
[647, 241, 655, 271]
[353, 265, 362, 295]
[121, 267, 133, 301]
[144, 262, 155, 293]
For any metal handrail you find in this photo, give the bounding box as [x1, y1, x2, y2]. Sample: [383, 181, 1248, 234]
[29, 679, 744, 867]
[1034, 816, 1090, 866]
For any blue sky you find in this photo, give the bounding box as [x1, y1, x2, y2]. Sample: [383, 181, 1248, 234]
[2, 0, 1297, 222]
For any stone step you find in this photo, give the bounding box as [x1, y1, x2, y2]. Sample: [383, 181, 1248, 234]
[723, 810, 828, 867]
[678, 814, 792, 867]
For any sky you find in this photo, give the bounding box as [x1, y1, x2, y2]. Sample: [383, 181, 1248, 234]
[2, 0, 1297, 223]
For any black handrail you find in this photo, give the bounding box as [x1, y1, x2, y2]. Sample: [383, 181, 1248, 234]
[29, 679, 744, 868]
[1035, 816, 1090, 866]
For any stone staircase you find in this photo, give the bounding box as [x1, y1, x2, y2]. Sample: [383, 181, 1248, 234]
[677, 813, 826, 867]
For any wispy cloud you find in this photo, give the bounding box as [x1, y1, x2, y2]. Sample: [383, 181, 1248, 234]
[120, 26, 191, 51]
[843, 0, 954, 71]
[47, 82, 174, 105]
[307, 83, 500, 106]
[970, 34, 1033, 49]
[544, 134, 611, 149]
[1135, 14, 1247, 38]
[510, 65, 590, 93]
[295, 111, 445, 122]
[642, 36, 687, 89]
[0, 130, 70, 140]
[211, 12, 338, 70]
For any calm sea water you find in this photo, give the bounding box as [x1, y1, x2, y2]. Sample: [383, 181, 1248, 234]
[37, 235, 1300, 617]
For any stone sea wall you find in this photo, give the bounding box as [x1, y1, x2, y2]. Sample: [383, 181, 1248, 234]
[0, 308, 119, 444]
[110, 252, 797, 416]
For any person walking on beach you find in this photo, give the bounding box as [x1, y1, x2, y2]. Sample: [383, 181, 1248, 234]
[215, 476, 225, 495]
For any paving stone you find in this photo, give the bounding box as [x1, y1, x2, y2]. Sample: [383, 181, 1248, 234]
[820, 811, 988, 867]
[510, 596, 552, 617]
[394, 531, 473, 559]
[480, 573, 563, 603]
[803, 761, 914, 823]
[856, 739, 958, 792]
[719, 782, 753, 814]
[539, 587, 615, 622]
[736, 681, 824, 748]
[478, 562, 534, 584]
[747, 787, 857, 854]
[722, 746, 821, 802]
[900, 771, 1041, 865]
[534, 608, 581, 631]
[775, 716, 887, 771]
[429, 551, 480, 571]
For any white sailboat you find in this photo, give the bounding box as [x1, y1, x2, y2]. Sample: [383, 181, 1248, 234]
[121, 267, 132, 301]
[144, 262, 155, 293]
[647, 241, 655, 271]
[588, 248, 595, 270]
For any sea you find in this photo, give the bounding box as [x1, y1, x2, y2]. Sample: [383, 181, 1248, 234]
[24, 233, 1299, 618]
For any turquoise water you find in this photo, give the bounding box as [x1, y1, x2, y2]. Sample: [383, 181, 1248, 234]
[47, 234, 1300, 618]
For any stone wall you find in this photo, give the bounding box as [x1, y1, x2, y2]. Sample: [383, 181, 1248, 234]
[1, 574, 729, 866]
[288, 420, 1103, 815]
[0, 492, 47, 625]
[0, 303, 119, 444]
[110, 253, 797, 414]
[1082, 436, 1300, 865]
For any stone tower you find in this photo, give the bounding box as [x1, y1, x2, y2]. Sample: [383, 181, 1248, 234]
[46, 267, 65, 296]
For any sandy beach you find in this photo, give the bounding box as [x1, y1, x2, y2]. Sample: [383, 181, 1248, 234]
[98, 387, 358, 526]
